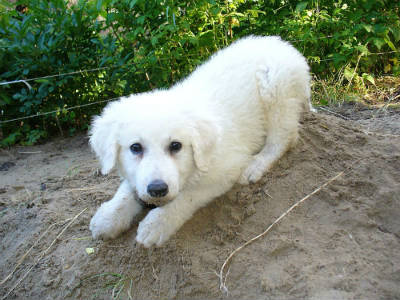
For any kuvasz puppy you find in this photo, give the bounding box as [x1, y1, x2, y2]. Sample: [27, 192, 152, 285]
[89, 35, 312, 247]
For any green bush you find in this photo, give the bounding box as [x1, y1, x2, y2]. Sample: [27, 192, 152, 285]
[0, 0, 399, 145]
[0, 0, 131, 145]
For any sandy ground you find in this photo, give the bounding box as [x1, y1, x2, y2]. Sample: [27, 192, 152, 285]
[0, 105, 399, 300]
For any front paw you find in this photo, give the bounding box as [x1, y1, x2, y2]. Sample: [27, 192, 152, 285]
[90, 203, 130, 240]
[136, 207, 180, 247]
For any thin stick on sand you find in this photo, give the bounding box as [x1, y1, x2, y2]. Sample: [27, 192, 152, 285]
[1, 207, 87, 300]
[0, 218, 73, 285]
[218, 171, 344, 293]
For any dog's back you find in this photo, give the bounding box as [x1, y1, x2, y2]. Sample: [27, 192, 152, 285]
[177, 36, 311, 111]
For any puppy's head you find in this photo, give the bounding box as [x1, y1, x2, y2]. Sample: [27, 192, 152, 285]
[90, 93, 219, 206]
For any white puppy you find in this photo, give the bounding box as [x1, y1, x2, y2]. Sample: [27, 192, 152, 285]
[89, 36, 311, 247]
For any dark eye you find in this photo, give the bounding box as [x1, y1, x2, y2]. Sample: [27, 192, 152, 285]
[169, 141, 182, 153]
[130, 143, 143, 154]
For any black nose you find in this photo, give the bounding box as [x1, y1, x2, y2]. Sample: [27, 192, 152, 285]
[147, 180, 169, 198]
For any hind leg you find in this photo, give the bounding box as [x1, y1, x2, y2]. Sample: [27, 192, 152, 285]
[238, 114, 299, 185]
[238, 100, 301, 185]
[238, 66, 307, 185]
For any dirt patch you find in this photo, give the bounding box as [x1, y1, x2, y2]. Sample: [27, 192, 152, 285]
[1, 107, 400, 300]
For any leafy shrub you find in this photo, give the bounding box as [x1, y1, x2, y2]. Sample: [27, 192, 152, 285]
[0, 0, 130, 145]
[0, 0, 399, 145]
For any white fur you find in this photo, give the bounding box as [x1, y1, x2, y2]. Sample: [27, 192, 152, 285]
[89, 36, 312, 247]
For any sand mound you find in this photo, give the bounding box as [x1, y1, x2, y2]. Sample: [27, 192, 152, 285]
[1, 109, 399, 300]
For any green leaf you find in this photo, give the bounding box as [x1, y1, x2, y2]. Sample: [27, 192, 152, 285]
[362, 73, 375, 85]
[96, 0, 102, 11]
[129, 0, 138, 9]
[296, 2, 308, 12]
[151, 36, 158, 47]
[0, 94, 12, 105]
[1, 131, 22, 147]
[384, 37, 397, 51]
[355, 45, 369, 56]
[137, 15, 146, 25]
[344, 67, 355, 82]
[389, 26, 400, 42]
[210, 7, 220, 15]
[362, 24, 373, 33]
[372, 38, 386, 50]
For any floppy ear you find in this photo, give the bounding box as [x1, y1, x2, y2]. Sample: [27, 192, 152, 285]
[89, 113, 119, 175]
[191, 119, 219, 172]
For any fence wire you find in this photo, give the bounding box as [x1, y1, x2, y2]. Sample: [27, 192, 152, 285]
[0, 66, 119, 87]
[0, 97, 122, 124]
[0, 37, 398, 124]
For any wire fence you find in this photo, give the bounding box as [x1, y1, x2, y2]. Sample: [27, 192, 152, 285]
[0, 97, 122, 124]
[0, 66, 116, 87]
[0, 34, 397, 88]
[0, 35, 398, 125]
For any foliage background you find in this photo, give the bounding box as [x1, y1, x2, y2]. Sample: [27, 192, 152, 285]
[0, 0, 399, 145]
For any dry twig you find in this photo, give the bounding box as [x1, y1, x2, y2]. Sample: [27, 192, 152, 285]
[0, 219, 72, 285]
[1, 208, 87, 300]
[218, 172, 344, 293]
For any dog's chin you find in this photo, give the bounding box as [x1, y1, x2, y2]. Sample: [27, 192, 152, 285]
[142, 197, 173, 207]
[137, 198, 158, 209]
[135, 191, 174, 208]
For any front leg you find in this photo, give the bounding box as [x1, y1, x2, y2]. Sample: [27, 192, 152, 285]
[90, 180, 142, 239]
[136, 185, 226, 247]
